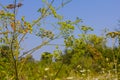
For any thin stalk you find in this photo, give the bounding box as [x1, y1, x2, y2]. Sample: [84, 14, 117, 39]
[10, 0, 19, 80]
[19, 34, 60, 58]
[112, 38, 118, 79]
[53, 62, 64, 80]
[116, 52, 119, 80]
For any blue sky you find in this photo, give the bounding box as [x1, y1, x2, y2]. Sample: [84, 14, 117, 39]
[2, 0, 120, 31]
[1, 0, 120, 60]
[60, 0, 120, 31]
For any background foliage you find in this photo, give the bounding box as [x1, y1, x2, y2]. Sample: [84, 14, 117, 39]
[0, 0, 120, 80]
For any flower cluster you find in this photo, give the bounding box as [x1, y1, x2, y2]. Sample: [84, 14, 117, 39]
[64, 36, 74, 47]
[106, 31, 120, 38]
[58, 22, 74, 30]
[81, 26, 93, 34]
[58, 21, 74, 38]
[19, 16, 33, 34]
[22, 21, 32, 34]
[6, 3, 23, 9]
[36, 28, 54, 39]
[0, 10, 15, 19]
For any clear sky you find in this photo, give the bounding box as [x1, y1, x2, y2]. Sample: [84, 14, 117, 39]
[1, 0, 120, 60]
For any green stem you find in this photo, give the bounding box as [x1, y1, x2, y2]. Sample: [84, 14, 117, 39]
[10, 0, 19, 80]
[53, 62, 64, 80]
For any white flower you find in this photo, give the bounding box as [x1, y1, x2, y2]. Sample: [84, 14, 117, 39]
[80, 69, 86, 73]
[55, 78, 60, 80]
[44, 68, 49, 71]
[44, 75, 47, 78]
[66, 77, 74, 80]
